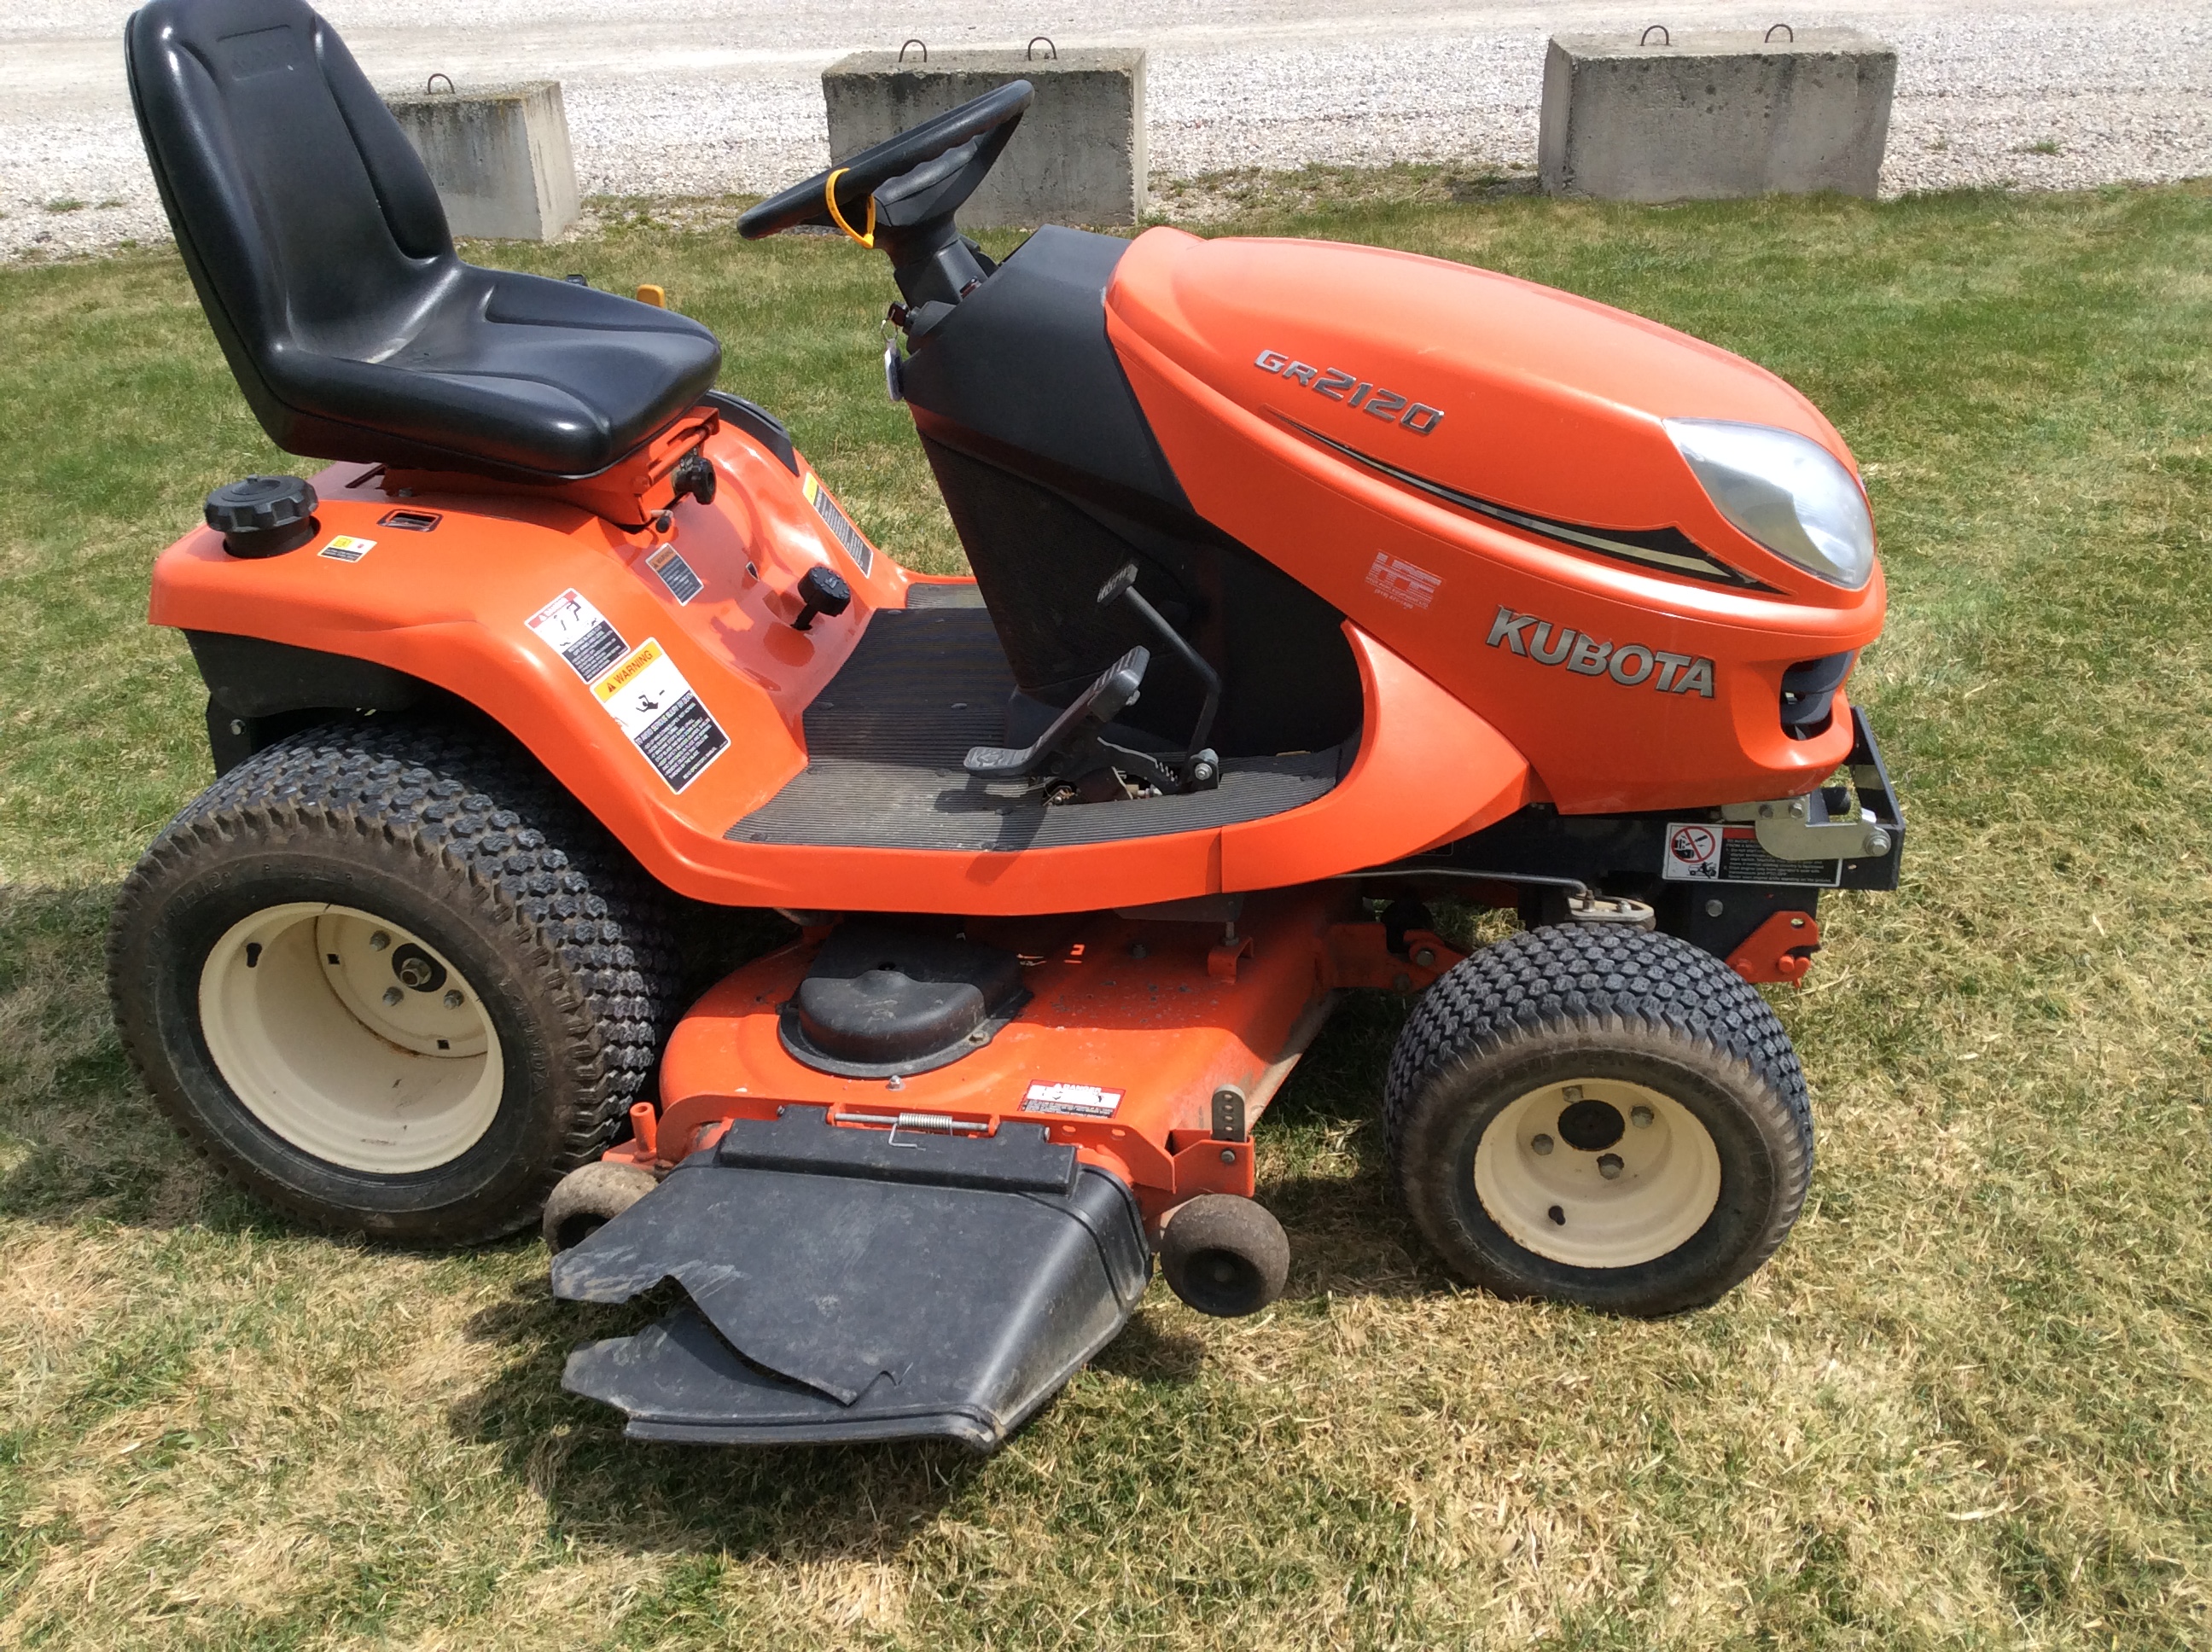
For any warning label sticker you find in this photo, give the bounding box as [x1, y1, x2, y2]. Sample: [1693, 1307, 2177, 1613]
[591, 638, 727, 792]
[1663, 822, 1842, 887]
[527, 589, 628, 683]
[1020, 1081, 1124, 1120]
[317, 535, 375, 562]
[802, 472, 874, 575]
[644, 544, 703, 605]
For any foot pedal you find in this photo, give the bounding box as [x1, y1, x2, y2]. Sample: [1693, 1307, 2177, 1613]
[963, 647, 1148, 778]
[551, 1108, 1151, 1450]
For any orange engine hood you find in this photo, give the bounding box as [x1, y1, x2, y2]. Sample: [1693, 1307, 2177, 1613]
[1103, 228, 1861, 597]
[1101, 228, 1886, 812]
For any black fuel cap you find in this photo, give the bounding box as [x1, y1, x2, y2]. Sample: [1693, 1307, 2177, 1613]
[204, 474, 319, 558]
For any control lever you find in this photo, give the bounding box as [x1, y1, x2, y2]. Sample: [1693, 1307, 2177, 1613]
[964, 647, 1149, 777]
[792, 566, 851, 631]
[1097, 562, 1221, 789]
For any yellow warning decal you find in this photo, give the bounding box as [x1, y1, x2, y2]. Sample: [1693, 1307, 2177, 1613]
[588, 638, 728, 793]
[593, 638, 664, 703]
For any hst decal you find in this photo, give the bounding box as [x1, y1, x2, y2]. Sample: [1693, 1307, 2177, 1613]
[1487, 605, 1715, 697]
[1254, 349, 1444, 434]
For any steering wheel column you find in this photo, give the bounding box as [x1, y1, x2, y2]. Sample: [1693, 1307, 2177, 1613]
[739, 83, 1034, 311]
[869, 134, 1004, 307]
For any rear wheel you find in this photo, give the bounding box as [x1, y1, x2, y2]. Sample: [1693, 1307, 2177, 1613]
[1384, 924, 1811, 1315]
[108, 716, 679, 1244]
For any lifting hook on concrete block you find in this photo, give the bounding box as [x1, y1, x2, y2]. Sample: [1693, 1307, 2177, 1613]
[1766, 23, 1795, 42]
[899, 38, 927, 62]
[1639, 25, 1670, 46]
[425, 72, 454, 95]
[1027, 37, 1057, 61]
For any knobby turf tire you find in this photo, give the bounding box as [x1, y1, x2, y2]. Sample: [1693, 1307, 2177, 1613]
[108, 714, 681, 1245]
[1383, 923, 1812, 1316]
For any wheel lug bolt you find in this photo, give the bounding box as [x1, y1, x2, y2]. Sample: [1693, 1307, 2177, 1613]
[369, 931, 391, 951]
[1531, 1132, 1555, 1155]
[1630, 1105, 1654, 1129]
[381, 986, 404, 1007]
[443, 989, 464, 1009]
[1598, 1153, 1624, 1179]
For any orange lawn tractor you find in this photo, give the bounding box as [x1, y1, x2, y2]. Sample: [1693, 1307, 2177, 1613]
[109, 0, 1903, 1450]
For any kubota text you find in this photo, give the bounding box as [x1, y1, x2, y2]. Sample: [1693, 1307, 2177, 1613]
[1487, 605, 1715, 696]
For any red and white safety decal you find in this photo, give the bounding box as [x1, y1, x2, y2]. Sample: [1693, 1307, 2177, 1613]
[1020, 1081, 1124, 1119]
[1663, 821, 1841, 887]
[527, 588, 628, 682]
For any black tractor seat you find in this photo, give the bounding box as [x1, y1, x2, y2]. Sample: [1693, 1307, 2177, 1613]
[126, 0, 721, 481]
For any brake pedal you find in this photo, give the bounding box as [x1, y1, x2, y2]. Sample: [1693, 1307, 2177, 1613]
[963, 647, 1148, 777]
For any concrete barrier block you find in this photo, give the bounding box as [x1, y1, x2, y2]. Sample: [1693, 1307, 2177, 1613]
[1540, 29, 1895, 201]
[823, 49, 1145, 228]
[382, 79, 579, 241]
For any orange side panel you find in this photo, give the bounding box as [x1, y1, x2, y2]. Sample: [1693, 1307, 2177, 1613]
[1220, 626, 1530, 889]
[151, 428, 1528, 913]
[152, 426, 899, 905]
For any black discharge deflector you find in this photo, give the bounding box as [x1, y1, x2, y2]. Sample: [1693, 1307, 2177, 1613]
[552, 1108, 1151, 1450]
[778, 922, 1030, 1077]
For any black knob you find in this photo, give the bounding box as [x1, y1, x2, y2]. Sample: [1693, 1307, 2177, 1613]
[204, 474, 318, 559]
[670, 451, 716, 506]
[792, 566, 852, 631]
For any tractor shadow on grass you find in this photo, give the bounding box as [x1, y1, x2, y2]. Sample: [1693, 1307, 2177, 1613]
[444, 1083, 1451, 1565]
[447, 1273, 1010, 1558]
[0, 880, 244, 1232]
[442, 1009, 1449, 1556]
[436, 992, 1454, 1556]
[441, 1148, 1454, 1563]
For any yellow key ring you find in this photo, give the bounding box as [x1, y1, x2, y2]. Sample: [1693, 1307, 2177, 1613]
[823, 168, 876, 249]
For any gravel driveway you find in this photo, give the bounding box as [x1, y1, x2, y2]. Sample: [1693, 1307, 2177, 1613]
[4, 0, 2206, 259]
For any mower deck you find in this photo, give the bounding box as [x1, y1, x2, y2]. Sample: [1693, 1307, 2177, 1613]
[637, 887, 1445, 1212]
[726, 595, 1348, 852]
[552, 888, 1463, 1447]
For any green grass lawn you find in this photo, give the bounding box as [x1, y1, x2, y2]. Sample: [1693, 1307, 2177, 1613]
[3, 177, 2209, 1649]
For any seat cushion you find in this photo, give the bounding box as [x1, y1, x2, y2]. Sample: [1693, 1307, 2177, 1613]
[281, 269, 725, 478]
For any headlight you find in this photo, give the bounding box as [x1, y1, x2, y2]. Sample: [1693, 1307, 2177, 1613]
[1664, 419, 1876, 590]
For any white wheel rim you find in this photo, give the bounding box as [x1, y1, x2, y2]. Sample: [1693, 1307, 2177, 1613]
[197, 903, 504, 1174]
[1472, 1078, 1721, 1269]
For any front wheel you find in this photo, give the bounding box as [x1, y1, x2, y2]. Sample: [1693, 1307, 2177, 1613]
[1384, 924, 1811, 1315]
[108, 716, 679, 1245]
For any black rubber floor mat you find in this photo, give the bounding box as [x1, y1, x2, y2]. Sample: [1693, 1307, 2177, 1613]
[730, 605, 1346, 851]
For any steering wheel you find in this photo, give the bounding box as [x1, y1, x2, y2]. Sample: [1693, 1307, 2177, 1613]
[738, 81, 1033, 242]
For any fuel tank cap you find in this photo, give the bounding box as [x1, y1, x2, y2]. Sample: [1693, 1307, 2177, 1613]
[204, 474, 319, 558]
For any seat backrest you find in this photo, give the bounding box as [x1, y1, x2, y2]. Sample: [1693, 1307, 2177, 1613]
[126, 0, 458, 447]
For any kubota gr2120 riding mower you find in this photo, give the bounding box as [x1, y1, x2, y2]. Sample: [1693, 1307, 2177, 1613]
[111, 0, 1904, 1450]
